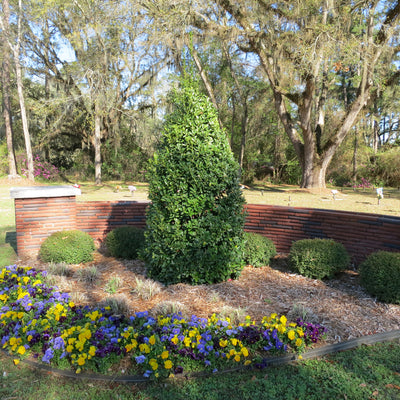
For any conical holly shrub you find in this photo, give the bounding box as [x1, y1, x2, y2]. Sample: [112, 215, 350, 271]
[142, 85, 246, 285]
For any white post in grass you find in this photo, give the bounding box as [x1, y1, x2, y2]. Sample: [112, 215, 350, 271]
[128, 186, 137, 197]
[376, 187, 383, 205]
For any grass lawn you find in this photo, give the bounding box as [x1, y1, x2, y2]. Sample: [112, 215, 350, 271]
[1, 339, 399, 400]
[0, 178, 400, 399]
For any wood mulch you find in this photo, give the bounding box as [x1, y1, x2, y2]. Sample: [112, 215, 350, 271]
[20, 252, 400, 345]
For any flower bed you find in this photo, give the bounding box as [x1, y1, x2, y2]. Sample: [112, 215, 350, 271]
[0, 265, 326, 379]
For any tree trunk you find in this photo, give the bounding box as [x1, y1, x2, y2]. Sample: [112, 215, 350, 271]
[1, 0, 18, 178]
[301, 163, 327, 189]
[230, 94, 236, 151]
[373, 118, 379, 153]
[14, 52, 34, 180]
[12, 0, 34, 181]
[192, 48, 224, 129]
[94, 104, 102, 185]
[238, 100, 248, 169]
[352, 128, 358, 183]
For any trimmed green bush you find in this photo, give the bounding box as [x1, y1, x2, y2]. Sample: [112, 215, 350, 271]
[242, 232, 276, 267]
[359, 251, 400, 304]
[142, 84, 246, 285]
[289, 238, 350, 280]
[39, 230, 95, 264]
[105, 226, 145, 259]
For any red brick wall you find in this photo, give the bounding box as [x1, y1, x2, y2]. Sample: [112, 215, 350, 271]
[244, 204, 400, 265]
[13, 198, 400, 264]
[76, 201, 148, 243]
[14, 196, 77, 257]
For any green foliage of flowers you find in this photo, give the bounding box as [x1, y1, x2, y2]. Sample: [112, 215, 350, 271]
[142, 84, 246, 285]
[242, 232, 276, 267]
[289, 238, 350, 280]
[105, 226, 145, 260]
[359, 251, 400, 304]
[39, 230, 95, 264]
[104, 276, 122, 295]
[0, 265, 326, 379]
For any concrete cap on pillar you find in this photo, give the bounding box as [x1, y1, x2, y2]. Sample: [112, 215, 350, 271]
[10, 185, 81, 199]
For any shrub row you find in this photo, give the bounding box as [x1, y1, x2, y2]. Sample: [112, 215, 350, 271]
[39, 230, 95, 264]
[39, 229, 399, 305]
[288, 238, 399, 304]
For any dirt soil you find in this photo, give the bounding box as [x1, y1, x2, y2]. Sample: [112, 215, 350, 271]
[19, 252, 400, 346]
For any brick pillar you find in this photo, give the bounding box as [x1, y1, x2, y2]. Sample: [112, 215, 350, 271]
[10, 186, 81, 257]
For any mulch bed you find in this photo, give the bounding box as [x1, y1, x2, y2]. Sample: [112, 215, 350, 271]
[19, 252, 400, 345]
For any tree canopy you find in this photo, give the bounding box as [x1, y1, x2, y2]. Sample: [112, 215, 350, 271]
[0, 0, 399, 188]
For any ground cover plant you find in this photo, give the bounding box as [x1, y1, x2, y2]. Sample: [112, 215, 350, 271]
[39, 230, 95, 264]
[0, 264, 326, 379]
[359, 251, 400, 304]
[105, 226, 145, 260]
[242, 232, 276, 268]
[289, 238, 350, 280]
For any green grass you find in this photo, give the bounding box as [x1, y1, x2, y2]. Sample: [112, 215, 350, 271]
[0, 185, 17, 266]
[77, 182, 400, 216]
[1, 340, 399, 399]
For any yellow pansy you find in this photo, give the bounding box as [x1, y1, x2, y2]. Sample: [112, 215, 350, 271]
[149, 359, 158, 370]
[122, 331, 131, 339]
[288, 330, 296, 341]
[88, 346, 96, 357]
[171, 336, 179, 345]
[149, 335, 156, 345]
[139, 343, 150, 353]
[0, 293, 8, 302]
[77, 358, 85, 366]
[161, 350, 169, 359]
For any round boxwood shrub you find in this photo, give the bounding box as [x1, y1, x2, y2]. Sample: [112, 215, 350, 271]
[242, 232, 276, 267]
[359, 251, 400, 304]
[142, 83, 246, 285]
[105, 226, 145, 259]
[39, 230, 95, 264]
[289, 238, 350, 280]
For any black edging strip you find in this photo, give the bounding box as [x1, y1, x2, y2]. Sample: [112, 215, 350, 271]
[3, 329, 400, 383]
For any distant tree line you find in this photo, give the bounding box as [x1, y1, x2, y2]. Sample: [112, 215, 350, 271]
[1, 0, 399, 188]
